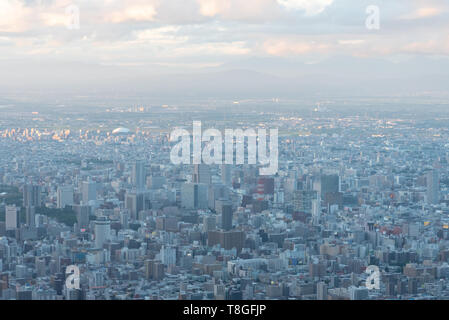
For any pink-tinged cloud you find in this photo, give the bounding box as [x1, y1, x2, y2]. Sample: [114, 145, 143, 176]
[263, 39, 330, 56]
[400, 7, 445, 20]
[105, 3, 158, 23]
[196, 0, 280, 21]
[0, 0, 33, 32]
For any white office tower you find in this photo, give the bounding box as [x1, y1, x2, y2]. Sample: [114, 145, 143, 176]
[57, 186, 74, 208]
[193, 164, 211, 184]
[94, 218, 111, 249]
[82, 181, 97, 203]
[221, 164, 232, 186]
[160, 245, 176, 267]
[312, 199, 320, 225]
[5, 205, 19, 230]
[132, 161, 146, 191]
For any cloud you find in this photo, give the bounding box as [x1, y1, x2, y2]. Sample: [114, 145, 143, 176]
[276, 0, 333, 15]
[197, 0, 230, 17]
[400, 7, 444, 20]
[1, 0, 449, 88]
[196, 0, 280, 21]
[133, 26, 188, 45]
[0, 0, 33, 32]
[263, 38, 330, 56]
[105, 2, 158, 23]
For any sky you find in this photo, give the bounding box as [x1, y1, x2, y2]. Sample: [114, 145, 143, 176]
[1, 0, 449, 99]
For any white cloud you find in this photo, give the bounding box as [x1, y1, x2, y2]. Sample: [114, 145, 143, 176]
[196, 0, 280, 21]
[0, 0, 33, 32]
[133, 26, 188, 45]
[276, 0, 333, 15]
[106, 3, 158, 23]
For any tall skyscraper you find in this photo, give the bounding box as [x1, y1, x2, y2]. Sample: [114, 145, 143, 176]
[23, 184, 41, 207]
[160, 245, 176, 267]
[94, 218, 111, 249]
[426, 170, 440, 205]
[208, 184, 229, 210]
[216, 199, 233, 231]
[221, 204, 233, 231]
[181, 183, 208, 209]
[5, 205, 19, 231]
[193, 164, 211, 184]
[132, 161, 146, 191]
[73, 204, 90, 229]
[125, 192, 147, 220]
[82, 181, 97, 204]
[314, 174, 339, 200]
[25, 206, 35, 227]
[57, 186, 74, 209]
[312, 199, 321, 225]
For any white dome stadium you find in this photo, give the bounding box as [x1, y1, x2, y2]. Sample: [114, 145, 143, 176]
[112, 127, 131, 134]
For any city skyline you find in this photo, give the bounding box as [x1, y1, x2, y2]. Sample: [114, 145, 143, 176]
[1, 0, 449, 305]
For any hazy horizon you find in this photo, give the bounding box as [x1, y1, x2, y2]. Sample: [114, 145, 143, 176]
[1, 0, 449, 100]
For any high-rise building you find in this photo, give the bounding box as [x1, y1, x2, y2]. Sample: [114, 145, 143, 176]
[5, 205, 19, 231]
[193, 164, 211, 184]
[125, 192, 147, 220]
[23, 184, 41, 208]
[82, 181, 96, 204]
[309, 261, 326, 278]
[73, 204, 90, 229]
[426, 170, 440, 205]
[312, 199, 321, 225]
[132, 161, 146, 191]
[314, 174, 339, 200]
[160, 245, 176, 267]
[25, 206, 35, 227]
[181, 183, 208, 209]
[293, 190, 318, 214]
[145, 260, 165, 280]
[94, 218, 111, 249]
[207, 230, 246, 252]
[57, 186, 74, 209]
[216, 200, 233, 231]
[208, 184, 229, 210]
[349, 286, 369, 300]
[203, 215, 216, 232]
[120, 211, 130, 230]
[317, 282, 328, 300]
[257, 177, 275, 196]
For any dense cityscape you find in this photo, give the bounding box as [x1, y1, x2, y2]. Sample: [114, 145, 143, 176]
[1, 99, 449, 300]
